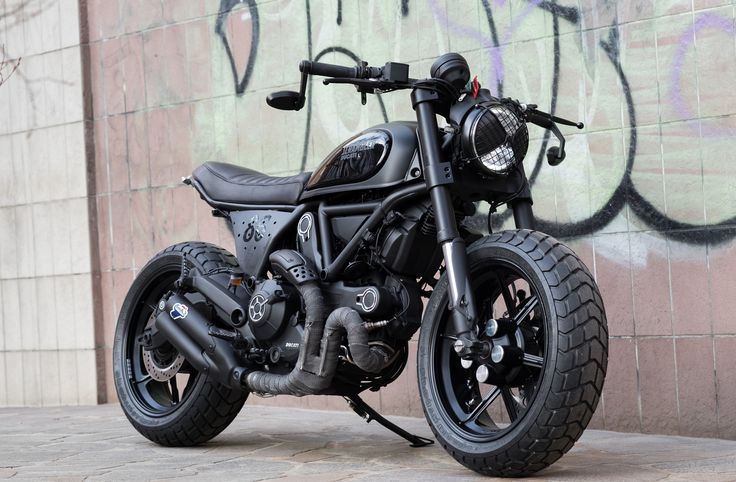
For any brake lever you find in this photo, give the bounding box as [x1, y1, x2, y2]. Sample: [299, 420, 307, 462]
[523, 105, 584, 129]
[550, 114, 584, 130]
[525, 109, 569, 166]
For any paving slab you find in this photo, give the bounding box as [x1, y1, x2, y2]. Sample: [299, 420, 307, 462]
[1, 404, 735, 481]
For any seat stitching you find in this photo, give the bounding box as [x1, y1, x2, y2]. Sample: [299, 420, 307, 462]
[204, 163, 232, 183]
[205, 164, 305, 188]
[202, 163, 305, 206]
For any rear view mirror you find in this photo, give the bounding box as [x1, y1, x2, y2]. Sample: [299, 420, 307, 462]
[266, 91, 305, 111]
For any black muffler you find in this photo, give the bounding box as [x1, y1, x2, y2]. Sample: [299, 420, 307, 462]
[155, 293, 246, 389]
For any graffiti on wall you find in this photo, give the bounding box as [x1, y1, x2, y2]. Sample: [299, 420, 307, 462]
[214, 0, 736, 246]
[216, 0, 259, 95]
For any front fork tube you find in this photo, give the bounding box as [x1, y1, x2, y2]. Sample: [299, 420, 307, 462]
[511, 198, 535, 230]
[428, 186, 478, 339]
[413, 90, 478, 343]
[441, 238, 477, 337]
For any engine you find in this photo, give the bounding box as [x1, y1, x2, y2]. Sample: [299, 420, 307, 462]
[234, 199, 437, 385]
[240, 272, 421, 371]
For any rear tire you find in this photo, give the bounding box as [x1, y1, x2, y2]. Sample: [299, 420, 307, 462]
[417, 230, 608, 477]
[113, 242, 248, 446]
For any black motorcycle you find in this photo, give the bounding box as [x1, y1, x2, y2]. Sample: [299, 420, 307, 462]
[113, 53, 607, 477]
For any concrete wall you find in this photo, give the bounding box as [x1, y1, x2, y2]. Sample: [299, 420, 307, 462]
[3, 0, 736, 440]
[0, 0, 97, 405]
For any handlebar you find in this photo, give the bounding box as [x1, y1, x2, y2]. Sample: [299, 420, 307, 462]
[267, 59, 407, 112]
[275, 59, 583, 169]
[299, 60, 383, 80]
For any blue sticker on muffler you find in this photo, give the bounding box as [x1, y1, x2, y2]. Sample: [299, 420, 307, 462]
[170, 303, 189, 320]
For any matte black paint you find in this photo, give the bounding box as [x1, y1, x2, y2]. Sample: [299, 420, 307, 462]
[230, 208, 305, 276]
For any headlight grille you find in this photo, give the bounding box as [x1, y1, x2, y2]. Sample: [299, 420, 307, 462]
[464, 103, 529, 175]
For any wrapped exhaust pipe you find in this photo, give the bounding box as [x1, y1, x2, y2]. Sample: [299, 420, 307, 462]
[244, 250, 393, 396]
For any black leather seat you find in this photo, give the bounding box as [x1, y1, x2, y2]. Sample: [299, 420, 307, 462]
[191, 162, 310, 207]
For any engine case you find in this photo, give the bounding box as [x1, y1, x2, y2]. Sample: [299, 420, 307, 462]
[246, 279, 297, 341]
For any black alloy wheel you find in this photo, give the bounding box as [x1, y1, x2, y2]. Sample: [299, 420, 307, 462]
[417, 230, 608, 477]
[435, 262, 546, 440]
[121, 269, 198, 417]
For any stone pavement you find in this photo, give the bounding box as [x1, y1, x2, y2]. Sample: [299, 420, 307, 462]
[1, 404, 736, 481]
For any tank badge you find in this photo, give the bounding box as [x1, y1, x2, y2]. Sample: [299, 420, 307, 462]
[297, 213, 313, 242]
[170, 303, 189, 320]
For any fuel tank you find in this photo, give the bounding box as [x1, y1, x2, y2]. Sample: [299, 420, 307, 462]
[300, 122, 421, 200]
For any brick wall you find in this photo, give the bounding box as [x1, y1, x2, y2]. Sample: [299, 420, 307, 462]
[3, 0, 736, 439]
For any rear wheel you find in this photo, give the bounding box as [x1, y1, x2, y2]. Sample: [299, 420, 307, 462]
[113, 242, 248, 446]
[417, 230, 607, 477]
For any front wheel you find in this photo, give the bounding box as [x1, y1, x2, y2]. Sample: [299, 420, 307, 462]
[417, 230, 608, 477]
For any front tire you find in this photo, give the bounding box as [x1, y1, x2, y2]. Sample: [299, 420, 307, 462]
[417, 230, 608, 477]
[113, 242, 248, 446]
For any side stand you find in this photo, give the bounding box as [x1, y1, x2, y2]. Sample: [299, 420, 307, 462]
[345, 395, 434, 448]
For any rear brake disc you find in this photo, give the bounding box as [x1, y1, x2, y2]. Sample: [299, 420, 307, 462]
[142, 349, 185, 382]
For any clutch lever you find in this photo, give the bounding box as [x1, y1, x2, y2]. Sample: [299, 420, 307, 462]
[323, 77, 410, 92]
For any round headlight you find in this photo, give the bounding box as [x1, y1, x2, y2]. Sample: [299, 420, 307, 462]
[461, 102, 529, 175]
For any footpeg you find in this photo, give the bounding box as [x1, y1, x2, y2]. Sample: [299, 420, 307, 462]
[345, 395, 434, 448]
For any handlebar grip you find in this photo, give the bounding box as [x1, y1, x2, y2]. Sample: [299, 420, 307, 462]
[300, 60, 357, 78]
[524, 110, 554, 129]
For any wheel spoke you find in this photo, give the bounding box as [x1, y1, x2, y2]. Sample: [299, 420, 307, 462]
[461, 386, 501, 425]
[495, 271, 517, 317]
[523, 353, 544, 369]
[512, 295, 538, 326]
[501, 387, 520, 422]
[134, 374, 152, 385]
[170, 377, 179, 404]
[456, 381, 475, 405]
